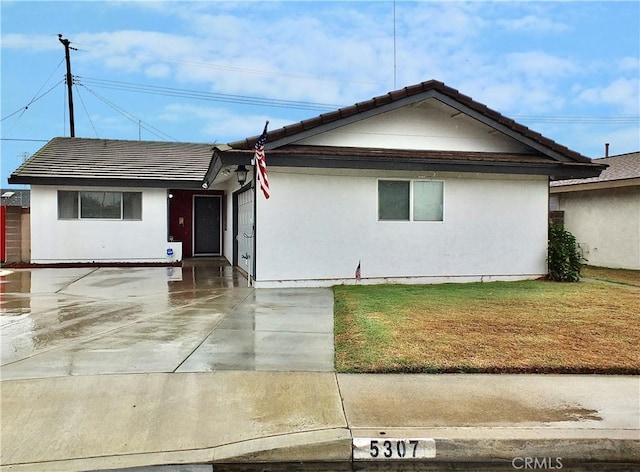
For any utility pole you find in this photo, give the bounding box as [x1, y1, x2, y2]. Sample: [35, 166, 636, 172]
[58, 34, 76, 137]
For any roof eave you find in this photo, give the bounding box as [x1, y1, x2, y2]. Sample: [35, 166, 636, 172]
[7, 176, 206, 189]
[226, 80, 592, 165]
[205, 147, 256, 185]
[214, 149, 606, 178]
[550, 177, 640, 193]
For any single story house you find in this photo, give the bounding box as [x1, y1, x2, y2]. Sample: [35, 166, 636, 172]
[550, 152, 639, 270]
[8, 79, 605, 287]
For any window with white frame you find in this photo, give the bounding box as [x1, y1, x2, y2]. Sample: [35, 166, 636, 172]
[378, 180, 443, 221]
[58, 191, 142, 220]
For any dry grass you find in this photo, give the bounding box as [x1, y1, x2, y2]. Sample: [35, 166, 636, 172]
[582, 265, 640, 287]
[334, 278, 639, 374]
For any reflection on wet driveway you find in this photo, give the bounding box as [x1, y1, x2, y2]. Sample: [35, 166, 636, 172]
[0, 262, 335, 380]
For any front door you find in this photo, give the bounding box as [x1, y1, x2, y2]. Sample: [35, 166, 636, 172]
[193, 195, 221, 256]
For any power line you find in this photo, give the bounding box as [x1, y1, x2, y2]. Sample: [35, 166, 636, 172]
[1, 73, 65, 122]
[76, 76, 344, 111]
[74, 84, 99, 138]
[1, 79, 64, 123]
[77, 83, 178, 141]
[162, 58, 377, 85]
[513, 115, 639, 124]
[0, 138, 49, 142]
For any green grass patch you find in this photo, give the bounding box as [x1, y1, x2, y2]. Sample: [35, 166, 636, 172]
[583, 265, 640, 287]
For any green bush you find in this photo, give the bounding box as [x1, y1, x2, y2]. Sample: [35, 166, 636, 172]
[548, 223, 584, 282]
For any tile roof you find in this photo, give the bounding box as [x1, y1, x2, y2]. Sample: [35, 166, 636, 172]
[228, 79, 592, 164]
[551, 152, 639, 187]
[8, 137, 214, 187]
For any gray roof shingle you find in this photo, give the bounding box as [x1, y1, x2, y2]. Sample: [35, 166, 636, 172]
[8, 137, 214, 188]
[550, 152, 639, 187]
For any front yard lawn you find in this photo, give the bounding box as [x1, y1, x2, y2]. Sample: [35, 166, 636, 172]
[334, 277, 639, 374]
[582, 265, 640, 287]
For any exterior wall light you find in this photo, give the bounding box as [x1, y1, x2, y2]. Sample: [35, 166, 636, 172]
[235, 165, 248, 186]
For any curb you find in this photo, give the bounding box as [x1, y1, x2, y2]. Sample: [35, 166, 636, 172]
[3, 430, 638, 471]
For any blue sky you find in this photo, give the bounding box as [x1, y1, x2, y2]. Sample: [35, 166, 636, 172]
[2, 1, 639, 187]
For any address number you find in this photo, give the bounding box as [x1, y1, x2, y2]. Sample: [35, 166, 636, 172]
[353, 437, 436, 460]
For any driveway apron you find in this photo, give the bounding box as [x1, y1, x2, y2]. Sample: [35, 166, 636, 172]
[0, 261, 335, 380]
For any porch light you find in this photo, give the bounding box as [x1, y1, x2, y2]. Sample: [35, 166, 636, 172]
[235, 165, 248, 186]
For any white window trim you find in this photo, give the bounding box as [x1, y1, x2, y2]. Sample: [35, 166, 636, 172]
[58, 190, 143, 221]
[377, 179, 445, 223]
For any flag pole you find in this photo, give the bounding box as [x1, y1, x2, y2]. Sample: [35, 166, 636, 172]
[252, 148, 257, 286]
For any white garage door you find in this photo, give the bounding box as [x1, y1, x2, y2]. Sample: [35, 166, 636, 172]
[236, 188, 254, 278]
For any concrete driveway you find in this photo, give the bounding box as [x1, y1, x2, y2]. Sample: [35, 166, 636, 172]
[1, 260, 335, 380]
[2, 262, 639, 471]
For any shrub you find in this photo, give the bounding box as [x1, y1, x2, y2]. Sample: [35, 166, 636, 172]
[548, 223, 584, 282]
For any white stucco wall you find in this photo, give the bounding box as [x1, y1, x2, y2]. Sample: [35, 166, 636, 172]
[254, 169, 549, 287]
[295, 99, 534, 153]
[30, 185, 174, 263]
[557, 187, 640, 270]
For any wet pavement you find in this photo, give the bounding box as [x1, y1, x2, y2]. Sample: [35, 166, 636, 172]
[1, 261, 638, 471]
[0, 260, 334, 379]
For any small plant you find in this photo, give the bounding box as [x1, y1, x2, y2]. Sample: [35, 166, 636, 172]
[548, 223, 584, 282]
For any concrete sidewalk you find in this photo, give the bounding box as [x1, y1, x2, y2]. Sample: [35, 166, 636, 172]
[1, 373, 638, 471]
[1, 265, 639, 470]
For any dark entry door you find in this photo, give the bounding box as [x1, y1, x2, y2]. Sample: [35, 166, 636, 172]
[193, 195, 221, 256]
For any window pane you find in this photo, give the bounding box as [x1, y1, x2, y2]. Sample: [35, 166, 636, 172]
[123, 192, 142, 220]
[414, 181, 443, 221]
[80, 192, 121, 219]
[58, 191, 78, 219]
[379, 180, 410, 220]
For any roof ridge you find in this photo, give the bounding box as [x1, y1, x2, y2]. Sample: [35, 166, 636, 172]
[594, 151, 640, 159]
[47, 136, 216, 147]
[226, 78, 592, 164]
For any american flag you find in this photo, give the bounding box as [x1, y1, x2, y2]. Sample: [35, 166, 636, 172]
[355, 261, 361, 281]
[255, 121, 270, 199]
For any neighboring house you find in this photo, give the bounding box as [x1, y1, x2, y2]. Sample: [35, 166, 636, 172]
[550, 152, 640, 270]
[8, 140, 216, 264]
[1, 189, 30, 264]
[9, 79, 604, 286]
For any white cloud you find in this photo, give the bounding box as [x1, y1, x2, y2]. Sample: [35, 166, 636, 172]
[578, 78, 640, 115]
[1, 33, 60, 50]
[553, 123, 640, 158]
[455, 79, 566, 116]
[496, 15, 570, 34]
[158, 103, 291, 142]
[2, 1, 637, 157]
[144, 63, 171, 79]
[618, 56, 640, 72]
[503, 51, 578, 78]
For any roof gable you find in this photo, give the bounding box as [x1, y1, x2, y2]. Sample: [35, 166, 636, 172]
[293, 97, 535, 154]
[228, 79, 592, 165]
[210, 79, 605, 182]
